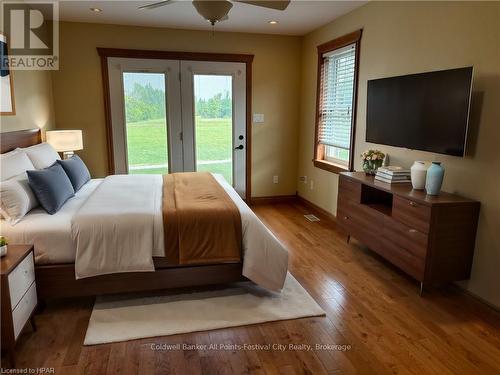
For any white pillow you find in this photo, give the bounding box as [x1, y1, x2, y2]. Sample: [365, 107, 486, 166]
[0, 172, 39, 225]
[21, 142, 61, 169]
[0, 150, 36, 181]
[1, 149, 20, 158]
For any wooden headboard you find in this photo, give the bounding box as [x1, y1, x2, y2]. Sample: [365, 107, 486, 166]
[0, 129, 41, 154]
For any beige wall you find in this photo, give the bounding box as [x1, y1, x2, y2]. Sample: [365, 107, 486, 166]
[0, 70, 55, 134]
[4, 3, 499, 307]
[297, 2, 500, 307]
[51, 22, 301, 197]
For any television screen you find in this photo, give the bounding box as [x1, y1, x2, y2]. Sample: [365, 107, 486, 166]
[366, 67, 473, 156]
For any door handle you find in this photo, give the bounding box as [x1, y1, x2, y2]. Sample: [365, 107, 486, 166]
[235, 145, 244, 150]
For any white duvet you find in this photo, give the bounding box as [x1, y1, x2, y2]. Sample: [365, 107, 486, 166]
[71, 175, 162, 279]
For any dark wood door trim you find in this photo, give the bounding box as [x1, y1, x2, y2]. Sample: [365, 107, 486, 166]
[97, 48, 254, 202]
[97, 48, 254, 63]
[245, 60, 252, 203]
[99, 53, 115, 175]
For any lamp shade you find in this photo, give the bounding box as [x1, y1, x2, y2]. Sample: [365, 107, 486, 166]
[46, 130, 83, 152]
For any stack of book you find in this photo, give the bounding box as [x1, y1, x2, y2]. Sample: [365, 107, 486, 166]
[375, 166, 411, 184]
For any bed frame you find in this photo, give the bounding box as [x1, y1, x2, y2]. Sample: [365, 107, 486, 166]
[1, 129, 245, 298]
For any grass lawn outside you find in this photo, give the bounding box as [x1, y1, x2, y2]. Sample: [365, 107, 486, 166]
[125, 117, 233, 183]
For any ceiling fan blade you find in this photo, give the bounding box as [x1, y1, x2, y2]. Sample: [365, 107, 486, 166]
[236, 0, 290, 11]
[138, 0, 174, 10]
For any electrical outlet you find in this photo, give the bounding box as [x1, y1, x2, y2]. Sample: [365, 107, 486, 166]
[299, 176, 308, 184]
[273, 175, 279, 184]
[310, 180, 314, 190]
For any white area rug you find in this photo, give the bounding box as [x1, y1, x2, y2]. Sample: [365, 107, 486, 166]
[84, 273, 325, 345]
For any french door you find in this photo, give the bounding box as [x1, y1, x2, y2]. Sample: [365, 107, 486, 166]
[107, 57, 247, 198]
[180, 61, 246, 196]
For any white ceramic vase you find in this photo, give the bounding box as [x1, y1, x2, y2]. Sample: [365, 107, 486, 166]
[0, 245, 7, 257]
[411, 161, 427, 190]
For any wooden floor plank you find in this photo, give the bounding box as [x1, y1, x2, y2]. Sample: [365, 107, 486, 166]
[2, 202, 499, 374]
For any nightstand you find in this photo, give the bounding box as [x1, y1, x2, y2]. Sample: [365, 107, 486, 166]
[1, 245, 38, 367]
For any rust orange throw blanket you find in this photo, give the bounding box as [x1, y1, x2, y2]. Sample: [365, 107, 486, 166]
[163, 172, 242, 265]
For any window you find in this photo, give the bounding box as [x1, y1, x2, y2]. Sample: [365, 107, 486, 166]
[314, 30, 362, 174]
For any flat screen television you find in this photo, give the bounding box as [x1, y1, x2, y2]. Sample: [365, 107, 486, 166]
[366, 67, 473, 157]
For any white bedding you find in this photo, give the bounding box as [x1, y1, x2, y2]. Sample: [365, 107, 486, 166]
[1, 173, 289, 291]
[72, 175, 162, 278]
[1, 179, 102, 264]
[213, 174, 289, 291]
[0, 178, 165, 264]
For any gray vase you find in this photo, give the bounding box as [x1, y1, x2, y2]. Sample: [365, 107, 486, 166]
[425, 162, 445, 195]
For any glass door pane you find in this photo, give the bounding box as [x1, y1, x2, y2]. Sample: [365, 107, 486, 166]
[193, 75, 233, 184]
[123, 72, 168, 174]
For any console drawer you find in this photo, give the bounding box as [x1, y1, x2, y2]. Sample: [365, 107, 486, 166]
[337, 199, 384, 248]
[392, 196, 431, 233]
[338, 198, 384, 225]
[338, 206, 426, 281]
[337, 208, 382, 249]
[338, 176, 361, 202]
[378, 238, 426, 281]
[383, 217, 429, 259]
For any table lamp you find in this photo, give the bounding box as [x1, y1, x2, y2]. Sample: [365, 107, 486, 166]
[46, 130, 83, 159]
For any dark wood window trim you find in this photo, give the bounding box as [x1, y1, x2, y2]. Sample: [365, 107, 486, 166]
[313, 159, 348, 174]
[97, 48, 254, 202]
[313, 29, 362, 174]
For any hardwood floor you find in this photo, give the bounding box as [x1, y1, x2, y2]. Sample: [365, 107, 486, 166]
[2, 201, 500, 374]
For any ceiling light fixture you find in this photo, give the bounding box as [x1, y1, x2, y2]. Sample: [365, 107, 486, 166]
[90, 7, 102, 13]
[192, 1, 232, 26]
[269, 20, 278, 25]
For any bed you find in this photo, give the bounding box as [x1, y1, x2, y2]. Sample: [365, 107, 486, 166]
[0, 129, 288, 298]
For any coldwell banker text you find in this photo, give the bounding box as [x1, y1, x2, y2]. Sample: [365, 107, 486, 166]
[150, 343, 352, 352]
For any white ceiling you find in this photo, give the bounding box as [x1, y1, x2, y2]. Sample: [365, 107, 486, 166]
[58, 1, 367, 36]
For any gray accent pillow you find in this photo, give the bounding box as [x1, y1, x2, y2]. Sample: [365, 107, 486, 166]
[27, 163, 75, 215]
[57, 155, 91, 192]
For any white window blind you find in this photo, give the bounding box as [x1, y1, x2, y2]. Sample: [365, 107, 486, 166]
[318, 44, 356, 150]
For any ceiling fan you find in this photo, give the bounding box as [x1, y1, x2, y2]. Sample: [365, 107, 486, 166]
[139, 0, 290, 26]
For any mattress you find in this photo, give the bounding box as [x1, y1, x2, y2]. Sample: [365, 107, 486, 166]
[0, 178, 165, 264]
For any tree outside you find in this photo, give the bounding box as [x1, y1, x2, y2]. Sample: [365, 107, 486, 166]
[124, 74, 233, 183]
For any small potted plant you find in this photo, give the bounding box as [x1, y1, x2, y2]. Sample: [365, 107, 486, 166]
[0, 236, 8, 257]
[361, 150, 385, 175]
